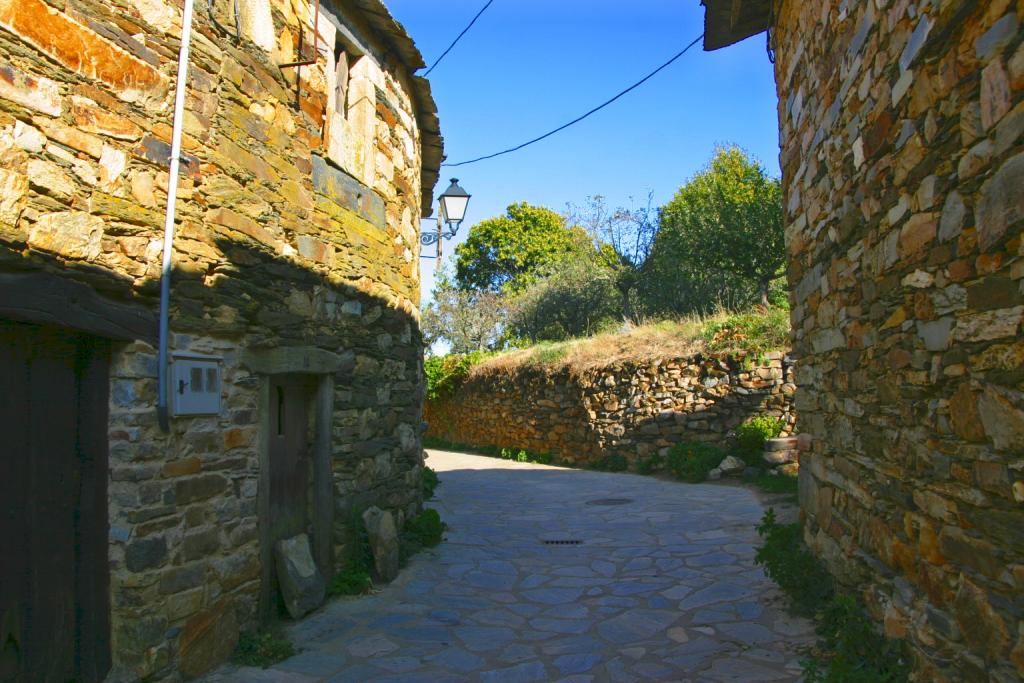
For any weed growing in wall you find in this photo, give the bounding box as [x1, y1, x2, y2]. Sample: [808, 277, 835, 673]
[755, 509, 909, 682]
[328, 509, 375, 597]
[422, 466, 440, 500]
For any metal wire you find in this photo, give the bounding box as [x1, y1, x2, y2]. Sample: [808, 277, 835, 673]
[423, 0, 496, 77]
[442, 33, 705, 168]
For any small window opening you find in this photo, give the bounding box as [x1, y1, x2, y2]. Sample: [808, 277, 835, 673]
[190, 367, 203, 392]
[333, 40, 349, 117]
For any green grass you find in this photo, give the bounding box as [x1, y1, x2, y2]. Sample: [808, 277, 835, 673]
[327, 567, 372, 596]
[232, 630, 295, 668]
[749, 473, 798, 496]
[702, 307, 790, 356]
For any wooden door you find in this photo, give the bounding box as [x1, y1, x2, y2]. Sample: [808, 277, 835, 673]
[0, 321, 111, 683]
[268, 376, 314, 556]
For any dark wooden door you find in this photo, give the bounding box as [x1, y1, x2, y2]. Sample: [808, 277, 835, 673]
[268, 376, 314, 552]
[0, 321, 111, 683]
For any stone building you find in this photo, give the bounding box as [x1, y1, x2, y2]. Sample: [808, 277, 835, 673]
[0, 0, 440, 679]
[703, 0, 1023, 680]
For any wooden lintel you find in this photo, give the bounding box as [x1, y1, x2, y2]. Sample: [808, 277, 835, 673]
[0, 272, 158, 344]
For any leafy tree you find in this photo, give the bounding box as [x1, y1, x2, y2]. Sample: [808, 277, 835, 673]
[657, 146, 784, 307]
[454, 202, 583, 293]
[507, 247, 620, 342]
[421, 266, 506, 353]
[566, 194, 658, 324]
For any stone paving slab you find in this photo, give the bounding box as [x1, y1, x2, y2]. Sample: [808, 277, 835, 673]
[203, 450, 814, 682]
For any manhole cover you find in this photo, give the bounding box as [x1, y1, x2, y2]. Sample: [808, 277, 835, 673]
[586, 498, 634, 506]
[542, 539, 583, 545]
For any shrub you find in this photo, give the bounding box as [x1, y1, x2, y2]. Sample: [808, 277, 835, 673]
[422, 466, 440, 500]
[592, 454, 629, 472]
[754, 508, 834, 616]
[406, 509, 446, 548]
[233, 630, 295, 668]
[424, 350, 493, 401]
[734, 415, 786, 467]
[804, 595, 911, 683]
[636, 453, 664, 474]
[666, 441, 726, 482]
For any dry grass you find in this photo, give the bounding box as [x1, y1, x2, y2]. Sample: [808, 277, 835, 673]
[471, 308, 790, 378]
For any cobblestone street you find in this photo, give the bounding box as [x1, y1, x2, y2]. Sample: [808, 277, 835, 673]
[205, 450, 813, 682]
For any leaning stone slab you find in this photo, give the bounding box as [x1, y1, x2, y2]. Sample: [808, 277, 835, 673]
[363, 506, 401, 583]
[274, 533, 325, 619]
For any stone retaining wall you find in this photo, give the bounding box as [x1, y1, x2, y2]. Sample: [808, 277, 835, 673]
[425, 352, 795, 467]
[773, 0, 1024, 679]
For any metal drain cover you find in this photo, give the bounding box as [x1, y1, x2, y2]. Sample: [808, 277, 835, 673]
[586, 498, 634, 506]
[543, 539, 583, 545]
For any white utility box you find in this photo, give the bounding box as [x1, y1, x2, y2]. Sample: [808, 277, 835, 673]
[170, 352, 223, 416]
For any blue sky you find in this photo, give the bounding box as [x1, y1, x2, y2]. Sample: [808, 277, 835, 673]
[384, 1, 781, 302]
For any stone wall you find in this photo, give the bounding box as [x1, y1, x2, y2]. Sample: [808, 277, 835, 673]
[773, 0, 1024, 679]
[424, 352, 795, 467]
[0, 0, 438, 679]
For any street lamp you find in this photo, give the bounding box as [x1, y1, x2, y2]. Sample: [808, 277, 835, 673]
[421, 178, 471, 260]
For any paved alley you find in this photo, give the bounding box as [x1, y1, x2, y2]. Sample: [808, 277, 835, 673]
[205, 450, 814, 682]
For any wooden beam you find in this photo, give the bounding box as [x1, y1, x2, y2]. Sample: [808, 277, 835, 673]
[0, 272, 157, 344]
[702, 0, 772, 51]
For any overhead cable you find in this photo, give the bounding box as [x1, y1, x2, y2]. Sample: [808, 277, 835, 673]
[424, 0, 496, 77]
[442, 34, 705, 167]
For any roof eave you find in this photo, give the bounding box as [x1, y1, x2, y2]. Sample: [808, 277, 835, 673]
[700, 0, 771, 51]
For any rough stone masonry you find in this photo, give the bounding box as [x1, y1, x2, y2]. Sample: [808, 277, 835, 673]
[425, 352, 796, 468]
[0, 0, 441, 679]
[771, 0, 1023, 680]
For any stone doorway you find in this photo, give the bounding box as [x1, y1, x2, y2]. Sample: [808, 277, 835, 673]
[246, 348, 339, 622]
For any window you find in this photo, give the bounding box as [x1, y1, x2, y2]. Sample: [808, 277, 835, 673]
[333, 41, 349, 117]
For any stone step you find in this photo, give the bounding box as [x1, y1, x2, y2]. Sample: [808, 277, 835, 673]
[763, 449, 799, 465]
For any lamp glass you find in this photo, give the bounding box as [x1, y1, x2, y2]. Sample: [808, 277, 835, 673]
[439, 194, 469, 224]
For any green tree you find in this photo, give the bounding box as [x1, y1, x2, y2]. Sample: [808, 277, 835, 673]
[507, 247, 620, 342]
[567, 193, 658, 324]
[454, 202, 583, 293]
[422, 266, 506, 353]
[657, 146, 784, 307]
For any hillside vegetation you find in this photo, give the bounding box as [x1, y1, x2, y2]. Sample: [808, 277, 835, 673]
[425, 307, 791, 398]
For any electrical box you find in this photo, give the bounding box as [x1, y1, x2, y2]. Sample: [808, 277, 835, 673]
[170, 353, 223, 416]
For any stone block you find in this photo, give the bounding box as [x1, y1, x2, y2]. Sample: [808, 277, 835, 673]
[976, 152, 1024, 252]
[0, 167, 28, 226]
[0, 0, 166, 103]
[362, 505, 400, 583]
[28, 211, 104, 260]
[0, 62, 61, 115]
[311, 155, 386, 228]
[178, 599, 239, 679]
[274, 533, 325, 619]
[175, 474, 228, 505]
[125, 535, 167, 572]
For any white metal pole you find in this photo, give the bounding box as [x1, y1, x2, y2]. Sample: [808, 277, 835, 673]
[157, 0, 196, 432]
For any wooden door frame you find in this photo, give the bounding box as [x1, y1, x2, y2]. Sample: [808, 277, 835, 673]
[244, 348, 340, 622]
